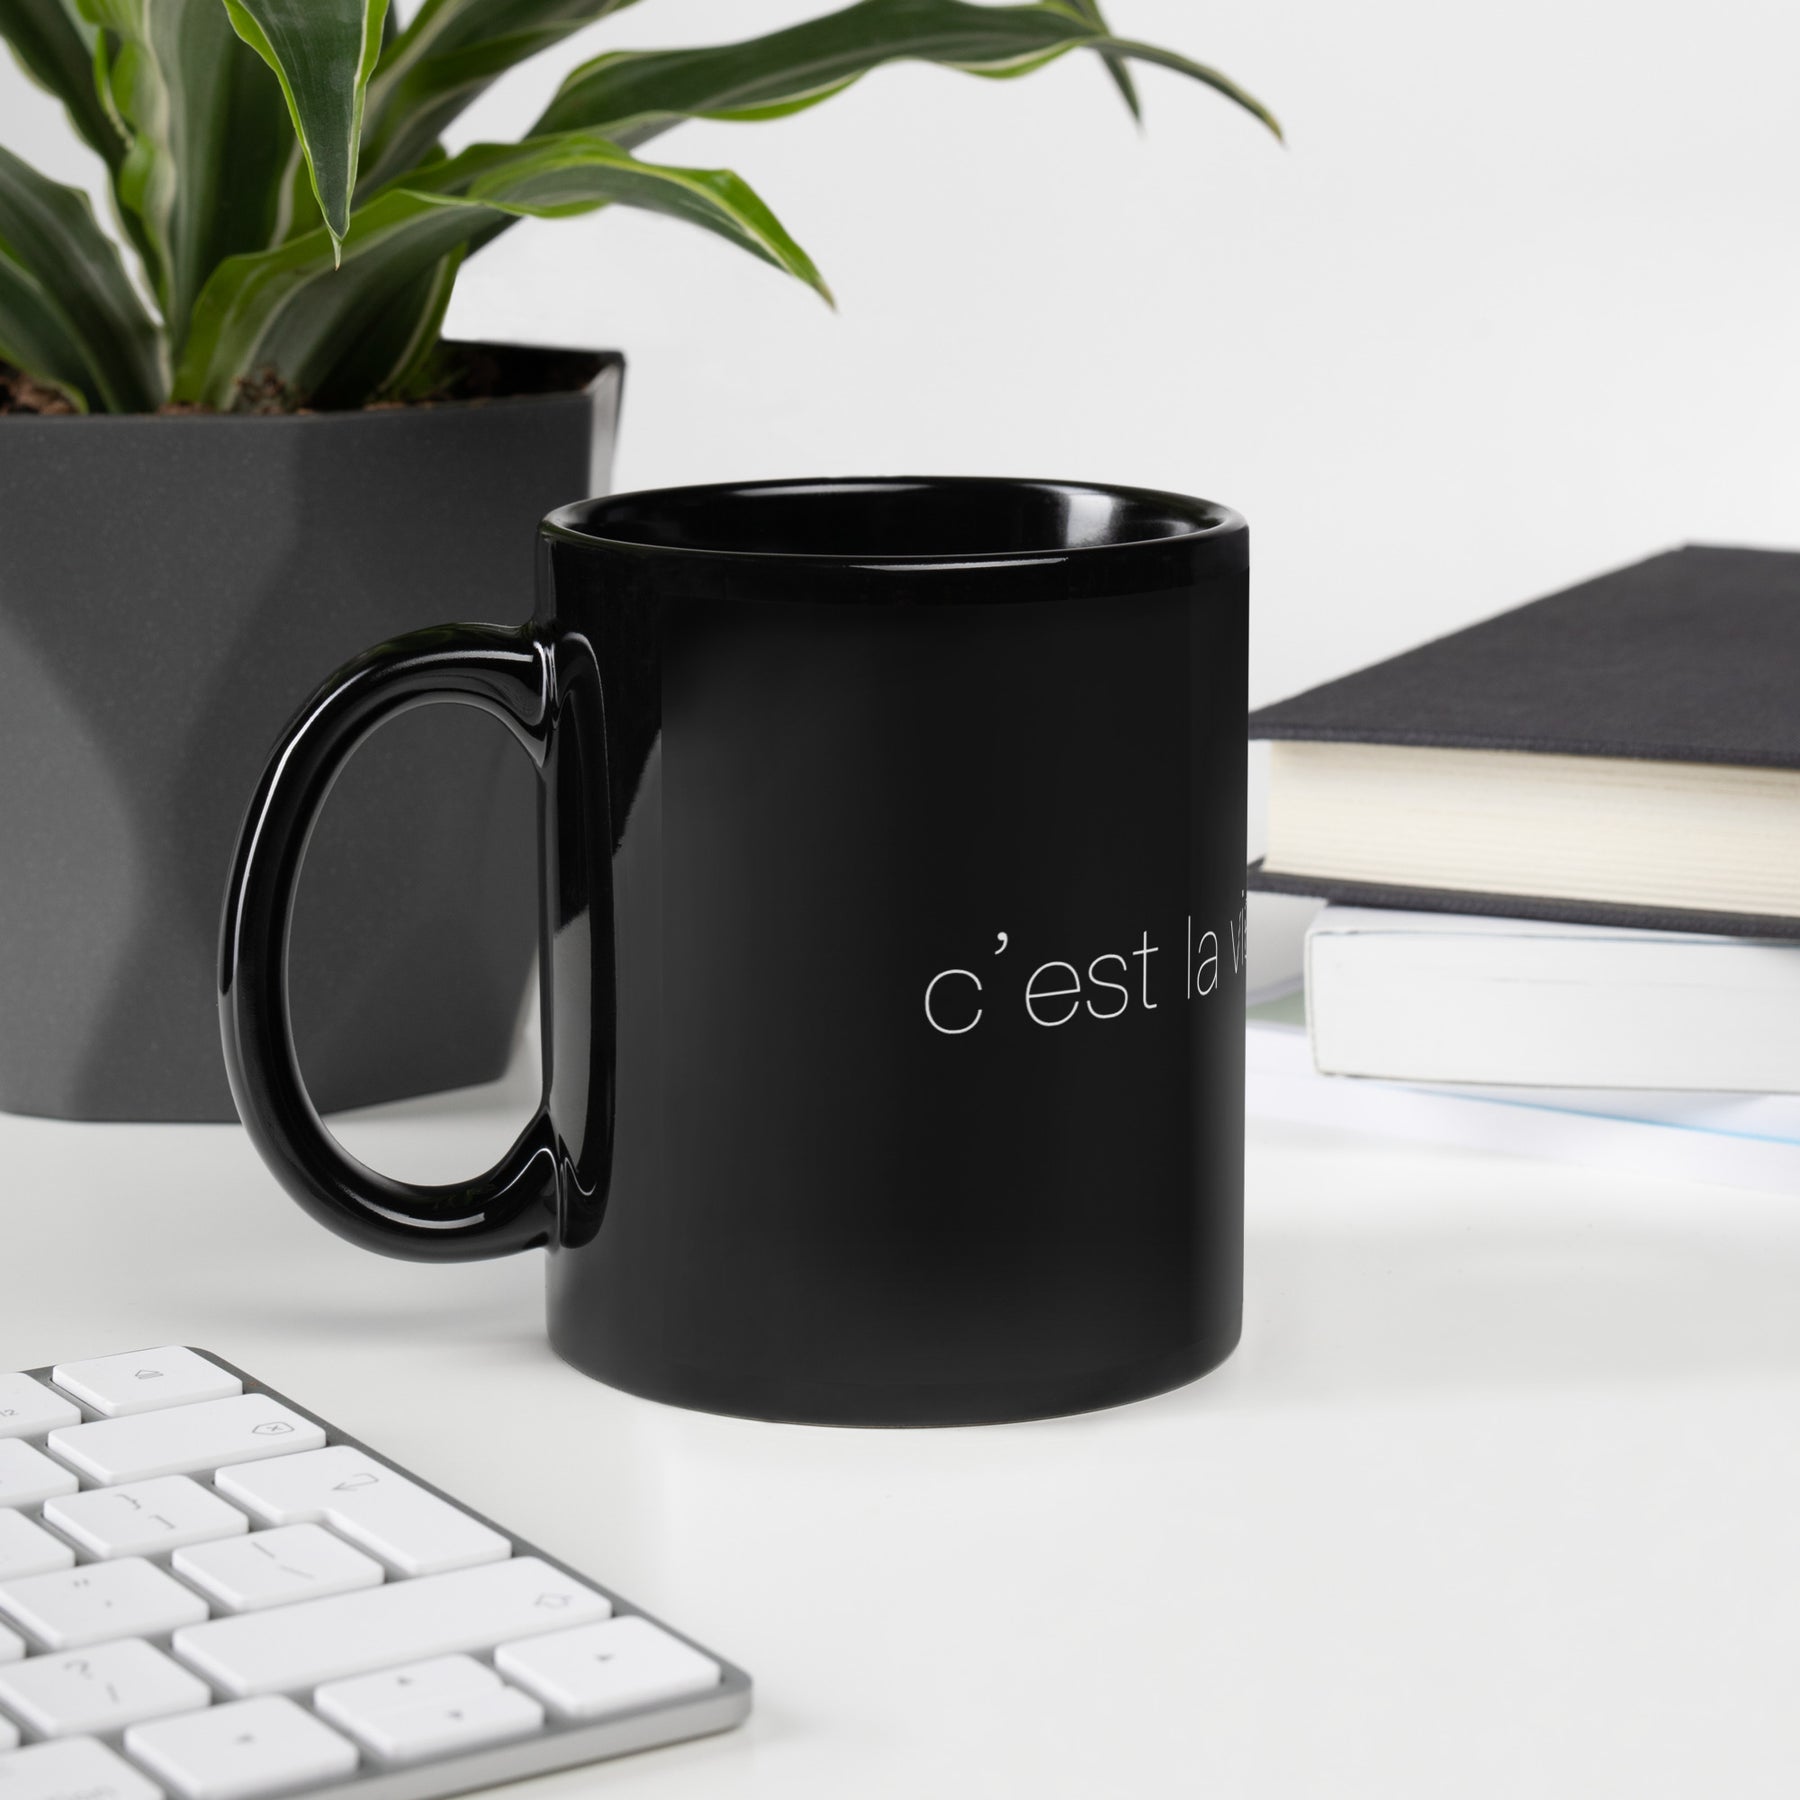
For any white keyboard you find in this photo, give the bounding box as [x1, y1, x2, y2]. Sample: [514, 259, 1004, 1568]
[0, 1351, 749, 1800]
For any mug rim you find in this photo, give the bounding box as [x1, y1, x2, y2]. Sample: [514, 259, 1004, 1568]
[542, 475, 1243, 570]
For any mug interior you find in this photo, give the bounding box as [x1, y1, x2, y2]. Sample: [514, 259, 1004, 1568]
[554, 478, 1234, 562]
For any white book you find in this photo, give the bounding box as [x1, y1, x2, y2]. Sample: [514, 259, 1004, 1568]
[1246, 1017, 1800, 1197]
[1302, 906, 1800, 1092]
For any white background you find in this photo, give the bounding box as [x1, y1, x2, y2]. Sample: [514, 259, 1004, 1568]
[10, 16, 1800, 1793]
[9, 0, 1800, 850]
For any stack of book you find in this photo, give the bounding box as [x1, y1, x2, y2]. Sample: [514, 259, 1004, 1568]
[1246, 543, 1800, 1192]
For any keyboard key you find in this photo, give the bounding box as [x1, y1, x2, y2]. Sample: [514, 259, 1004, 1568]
[173, 1528, 382, 1616]
[496, 1617, 720, 1721]
[218, 1450, 508, 1577]
[125, 1698, 355, 1800]
[0, 1561, 209, 1652]
[46, 1479, 249, 1560]
[0, 1513, 75, 1582]
[315, 1656, 542, 1763]
[51, 1351, 239, 1422]
[324, 1687, 543, 1765]
[1, 1353, 748, 1796]
[0, 1375, 80, 1441]
[173, 1557, 609, 1697]
[0, 1639, 211, 1738]
[313, 1655, 499, 1722]
[47, 1398, 323, 1488]
[0, 1735, 162, 1800]
[0, 1444, 77, 1509]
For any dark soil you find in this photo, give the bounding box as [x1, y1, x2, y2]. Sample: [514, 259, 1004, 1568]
[0, 342, 609, 417]
[0, 364, 78, 414]
[404, 342, 609, 406]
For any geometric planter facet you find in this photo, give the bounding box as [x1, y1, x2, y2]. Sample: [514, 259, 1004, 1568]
[0, 343, 621, 1121]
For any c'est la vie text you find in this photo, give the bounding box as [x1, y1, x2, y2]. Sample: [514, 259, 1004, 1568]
[923, 912, 1245, 1036]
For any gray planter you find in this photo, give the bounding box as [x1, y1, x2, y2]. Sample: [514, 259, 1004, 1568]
[0, 342, 622, 1122]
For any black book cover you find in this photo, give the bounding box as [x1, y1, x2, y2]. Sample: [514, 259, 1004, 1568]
[1249, 543, 1800, 766]
[1247, 543, 1800, 937]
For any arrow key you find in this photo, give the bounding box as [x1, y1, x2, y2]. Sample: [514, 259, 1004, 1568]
[322, 1686, 543, 1766]
[496, 1618, 720, 1722]
[316, 1657, 542, 1764]
[314, 1654, 500, 1722]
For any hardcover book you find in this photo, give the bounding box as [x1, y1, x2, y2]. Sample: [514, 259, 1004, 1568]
[1248, 544, 1800, 935]
[1302, 907, 1800, 1092]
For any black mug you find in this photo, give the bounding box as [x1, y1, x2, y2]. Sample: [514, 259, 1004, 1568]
[221, 478, 1248, 1426]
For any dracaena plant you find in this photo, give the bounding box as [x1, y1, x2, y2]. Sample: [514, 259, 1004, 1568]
[0, 0, 1278, 415]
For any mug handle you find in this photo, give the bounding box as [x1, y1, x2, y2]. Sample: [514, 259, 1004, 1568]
[220, 623, 564, 1262]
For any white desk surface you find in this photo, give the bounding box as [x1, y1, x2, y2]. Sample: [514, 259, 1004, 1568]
[4, 1072, 1799, 1800]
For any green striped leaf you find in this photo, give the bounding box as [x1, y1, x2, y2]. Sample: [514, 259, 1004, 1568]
[420, 132, 830, 291]
[535, 0, 1280, 148]
[172, 131, 825, 410]
[0, 0, 126, 170]
[0, 251, 96, 409]
[83, 0, 296, 352]
[1063, 0, 1139, 123]
[356, 246, 464, 405]
[0, 142, 162, 409]
[171, 193, 476, 410]
[360, 0, 641, 192]
[220, 0, 389, 259]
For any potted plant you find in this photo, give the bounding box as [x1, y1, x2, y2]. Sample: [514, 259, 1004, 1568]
[0, 0, 1277, 1123]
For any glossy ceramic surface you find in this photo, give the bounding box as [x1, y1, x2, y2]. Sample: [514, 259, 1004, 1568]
[222, 478, 1249, 1426]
